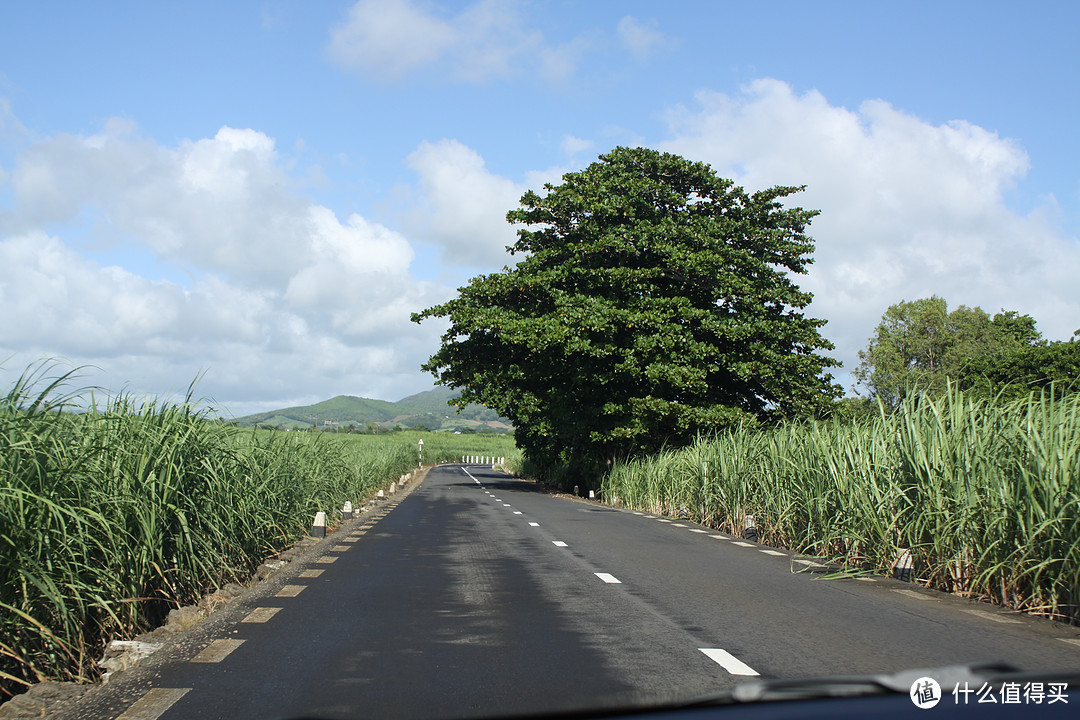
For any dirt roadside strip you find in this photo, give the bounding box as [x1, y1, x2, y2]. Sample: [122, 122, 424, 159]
[0, 466, 431, 720]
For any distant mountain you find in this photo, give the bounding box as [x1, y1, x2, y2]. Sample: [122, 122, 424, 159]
[230, 386, 513, 433]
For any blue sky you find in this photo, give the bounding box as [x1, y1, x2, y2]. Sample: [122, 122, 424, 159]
[1, 1, 1077, 415]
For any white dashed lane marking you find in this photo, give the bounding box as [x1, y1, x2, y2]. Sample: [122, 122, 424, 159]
[242, 607, 281, 623]
[792, 558, 825, 568]
[191, 639, 245, 663]
[513, 511, 523, 515]
[892, 589, 930, 601]
[700, 648, 759, 676]
[688, 529, 709, 534]
[962, 609, 1021, 624]
[552, 541, 568, 547]
[115, 688, 190, 720]
[759, 550, 785, 557]
[595, 573, 621, 584]
[276, 585, 306, 597]
[528, 522, 540, 526]
[732, 541, 756, 548]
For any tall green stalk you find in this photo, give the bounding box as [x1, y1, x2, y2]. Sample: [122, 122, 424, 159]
[603, 385, 1080, 623]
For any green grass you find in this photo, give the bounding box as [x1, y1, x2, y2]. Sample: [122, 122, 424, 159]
[602, 385, 1080, 623]
[322, 428, 518, 467]
[1, 362, 494, 696]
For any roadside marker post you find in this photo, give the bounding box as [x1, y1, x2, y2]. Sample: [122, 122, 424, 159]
[312, 511, 326, 538]
[893, 548, 914, 582]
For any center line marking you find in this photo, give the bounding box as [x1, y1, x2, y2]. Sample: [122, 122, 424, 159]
[552, 541, 568, 547]
[700, 648, 759, 676]
[595, 572, 621, 584]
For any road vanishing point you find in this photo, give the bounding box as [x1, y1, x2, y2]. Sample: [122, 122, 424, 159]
[58, 464, 1080, 719]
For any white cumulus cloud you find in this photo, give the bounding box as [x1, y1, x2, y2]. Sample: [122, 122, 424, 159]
[616, 16, 669, 60]
[403, 139, 526, 266]
[660, 79, 1080, 387]
[327, 0, 577, 83]
[0, 120, 452, 413]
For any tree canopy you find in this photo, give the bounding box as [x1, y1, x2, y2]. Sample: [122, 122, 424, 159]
[413, 147, 840, 483]
[854, 295, 1078, 406]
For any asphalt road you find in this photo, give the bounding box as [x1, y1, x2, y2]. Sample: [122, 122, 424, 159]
[60, 464, 1080, 720]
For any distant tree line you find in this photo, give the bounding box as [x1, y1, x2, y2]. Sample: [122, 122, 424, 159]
[853, 295, 1079, 411]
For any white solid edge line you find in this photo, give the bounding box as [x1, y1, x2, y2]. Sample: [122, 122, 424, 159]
[595, 572, 621, 584]
[700, 648, 759, 676]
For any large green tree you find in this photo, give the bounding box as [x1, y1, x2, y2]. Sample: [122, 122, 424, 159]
[413, 147, 841, 482]
[855, 296, 1046, 407]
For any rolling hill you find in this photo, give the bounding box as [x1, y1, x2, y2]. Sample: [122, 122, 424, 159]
[230, 386, 513, 433]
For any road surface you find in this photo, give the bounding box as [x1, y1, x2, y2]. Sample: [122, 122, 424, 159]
[59, 464, 1080, 719]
